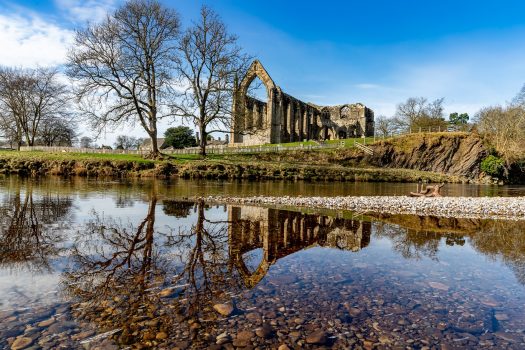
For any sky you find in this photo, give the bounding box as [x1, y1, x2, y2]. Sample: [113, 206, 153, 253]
[1, 0, 525, 145]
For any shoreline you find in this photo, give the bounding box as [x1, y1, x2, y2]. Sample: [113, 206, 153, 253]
[198, 195, 525, 221]
[0, 151, 467, 183]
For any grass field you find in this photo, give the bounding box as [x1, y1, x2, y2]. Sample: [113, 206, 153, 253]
[260, 137, 377, 148]
[0, 150, 233, 165]
[0, 150, 154, 163]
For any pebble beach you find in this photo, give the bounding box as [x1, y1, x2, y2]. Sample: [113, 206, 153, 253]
[201, 195, 525, 220]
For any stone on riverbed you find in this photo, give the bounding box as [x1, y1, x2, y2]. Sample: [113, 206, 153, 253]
[11, 337, 33, 350]
[306, 330, 327, 344]
[213, 303, 234, 316]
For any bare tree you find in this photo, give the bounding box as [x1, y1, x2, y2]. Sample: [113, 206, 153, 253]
[37, 116, 77, 146]
[172, 6, 250, 156]
[475, 105, 525, 163]
[25, 68, 70, 147]
[67, 0, 181, 157]
[114, 135, 141, 149]
[375, 115, 395, 137]
[0, 67, 30, 149]
[80, 136, 94, 148]
[0, 67, 69, 149]
[395, 97, 447, 132]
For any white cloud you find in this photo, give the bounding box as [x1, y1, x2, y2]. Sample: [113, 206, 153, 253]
[54, 0, 118, 23]
[354, 83, 382, 90]
[0, 12, 73, 67]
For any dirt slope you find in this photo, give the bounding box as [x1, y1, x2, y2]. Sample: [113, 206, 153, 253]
[366, 133, 487, 180]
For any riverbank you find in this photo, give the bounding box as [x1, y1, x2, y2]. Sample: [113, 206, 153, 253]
[0, 150, 465, 183]
[0, 132, 516, 183]
[200, 195, 525, 220]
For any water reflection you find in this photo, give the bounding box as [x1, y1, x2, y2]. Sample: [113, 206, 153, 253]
[59, 201, 372, 347]
[372, 212, 525, 284]
[229, 206, 370, 287]
[0, 184, 72, 272]
[2, 189, 525, 348]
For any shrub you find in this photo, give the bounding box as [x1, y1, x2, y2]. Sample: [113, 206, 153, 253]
[481, 155, 505, 177]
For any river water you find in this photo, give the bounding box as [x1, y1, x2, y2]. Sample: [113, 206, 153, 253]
[1, 177, 525, 349]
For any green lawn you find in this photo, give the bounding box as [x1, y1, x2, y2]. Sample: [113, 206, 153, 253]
[263, 137, 377, 148]
[0, 150, 231, 164]
[0, 136, 379, 164]
[0, 150, 154, 163]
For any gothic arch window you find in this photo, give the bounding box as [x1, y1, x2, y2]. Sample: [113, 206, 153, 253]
[340, 106, 351, 118]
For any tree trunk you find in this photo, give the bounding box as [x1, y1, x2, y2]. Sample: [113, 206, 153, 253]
[151, 136, 158, 154]
[199, 123, 206, 157]
[148, 127, 159, 156]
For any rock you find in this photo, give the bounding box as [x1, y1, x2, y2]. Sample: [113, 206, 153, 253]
[71, 330, 95, 341]
[255, 323, 274, 339]
[172, 341, 190, 350]
[495, 331, 521, 342]
[159, 287, 176, 297]
[11, 337, 33, 350]
[494, 312, 509, 321]
[37, 317, 55, 328]
[236, 330, 254, 342]
[437, 322, 447, 330]
[344, 304, 362, 317]
[142, 331, 155, 341]
[47, 321, 76, 334]
[245, 312, 262, 323]
[144, 319, 159, 327]
[233, 330, 254, 347]
[363, 339, 374, 349]
[213, 303, 234, 317]
[306, 330, 327, 345]
[428, 282, 449, 291]
[216, 334, 231, 345]
[278, 345, 290, 350]
[379, 335, 391, 344]
[216, 332, 229, 340]
[156, 331, 168, 340]
[289, 331, 301, 339]
[480, 299, 499, 307]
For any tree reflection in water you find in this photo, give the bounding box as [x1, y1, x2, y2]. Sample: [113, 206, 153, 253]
[62, 198, 246, 346]
[58, 198, 525, 347]
[372, 213, 525, 284]
[61, 201, 374, 347]
[0, 184, 72, 272]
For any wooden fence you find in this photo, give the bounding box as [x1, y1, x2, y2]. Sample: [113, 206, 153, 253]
[19, 127, 457, 155]
[20, 142, 346, 155]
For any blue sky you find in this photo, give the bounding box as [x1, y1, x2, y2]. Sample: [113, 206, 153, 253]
[1, 0, 525, 144]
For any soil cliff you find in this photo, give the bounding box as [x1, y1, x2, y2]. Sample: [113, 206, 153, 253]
[364, 133, 487, 181]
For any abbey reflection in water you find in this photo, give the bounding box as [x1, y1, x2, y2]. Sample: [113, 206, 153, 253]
[229, 206, 370, 287]
[59, 200, 372, 345]
[2, 190, 525, 346]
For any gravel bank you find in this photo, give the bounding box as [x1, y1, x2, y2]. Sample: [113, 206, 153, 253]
[201, 195, 525, 220]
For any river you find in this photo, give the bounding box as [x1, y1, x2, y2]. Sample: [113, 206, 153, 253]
[1, 177, 525, 349]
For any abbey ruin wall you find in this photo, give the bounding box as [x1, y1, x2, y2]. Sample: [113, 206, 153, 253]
[231, 60, 374, 146]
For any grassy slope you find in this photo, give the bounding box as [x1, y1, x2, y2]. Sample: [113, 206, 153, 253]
[0, 133, 473, 182]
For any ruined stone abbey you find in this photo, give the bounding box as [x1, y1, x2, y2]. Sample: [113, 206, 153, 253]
[231, 60, 374, 146]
